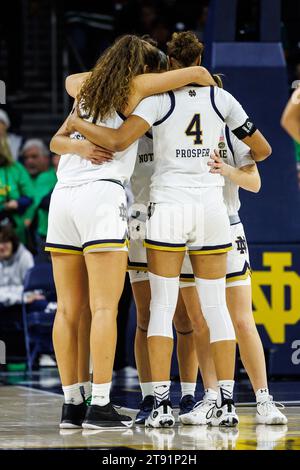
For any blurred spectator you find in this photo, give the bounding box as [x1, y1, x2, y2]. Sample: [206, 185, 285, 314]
[0, 224, 34, 307]
[151, 21, 171, 50]
[0, 139, 34, 244]
[193, 4, 209, 41]
[0, 109, 23, 160]
[22, 139, 57, 253]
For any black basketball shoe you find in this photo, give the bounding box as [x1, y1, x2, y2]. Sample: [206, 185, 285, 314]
[59, 402, 87, 429]
[82, 402, 133, 429]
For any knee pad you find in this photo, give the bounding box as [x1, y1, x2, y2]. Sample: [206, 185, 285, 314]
[195, 277, 235, 343]
[147, 272, 179, 339]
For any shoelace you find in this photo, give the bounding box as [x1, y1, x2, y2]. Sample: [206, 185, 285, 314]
[85, 396, 92, 406]
[192, 399, 216, 419]
[258, 396, 285, 413]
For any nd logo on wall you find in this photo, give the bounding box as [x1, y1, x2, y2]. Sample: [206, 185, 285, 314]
[252, 252, 300, 344]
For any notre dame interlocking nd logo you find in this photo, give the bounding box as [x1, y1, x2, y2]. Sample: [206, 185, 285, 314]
[252, 253, 300, 344]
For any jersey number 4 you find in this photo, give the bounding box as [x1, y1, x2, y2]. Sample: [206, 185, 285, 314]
[185, 113, 203, 145]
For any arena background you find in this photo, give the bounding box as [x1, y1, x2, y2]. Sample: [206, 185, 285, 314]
[0, 0, 300, 453]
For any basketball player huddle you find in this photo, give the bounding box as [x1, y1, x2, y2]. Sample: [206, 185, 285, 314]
[47, 32, 287, 430]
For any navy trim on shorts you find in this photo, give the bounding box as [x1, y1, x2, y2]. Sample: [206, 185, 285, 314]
[179, 273, 195, 280]
[98, 179, 125, 189]
[144, 239, 186, 249]
[226, 261, 251, 280]
[45, 242, 82, 252]
[153, 91, 175, 126]
[189, 242, 232, 252]
[225, 125, 236, 165]
[128, 261, 148, 269]
[82, 238, 126, 249]
[210, 86, 225, 122]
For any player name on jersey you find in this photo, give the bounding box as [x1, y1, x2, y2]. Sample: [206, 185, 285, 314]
[176, 148, 210, 158]
[139, 152, 154, 163]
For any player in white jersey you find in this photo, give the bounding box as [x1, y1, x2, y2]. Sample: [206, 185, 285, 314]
[47, 34, 217, 430]
[179, 126, 287, 425]
[64, 32, 271, 428]
[129, 132, 199, 424]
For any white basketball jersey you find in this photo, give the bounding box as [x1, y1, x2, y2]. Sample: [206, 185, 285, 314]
[220, 126, 254, 216]
[133, 86, 249, 188]
[56, 112, 138, 187]
[130, 131, 154, 205]
[130, 124, 254, 217]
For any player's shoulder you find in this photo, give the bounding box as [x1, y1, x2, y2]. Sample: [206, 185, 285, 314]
[213, 87, 235, 102]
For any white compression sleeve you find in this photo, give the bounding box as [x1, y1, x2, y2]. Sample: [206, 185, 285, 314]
[147, 272, 179, 338]
[195, 277, 236, 343]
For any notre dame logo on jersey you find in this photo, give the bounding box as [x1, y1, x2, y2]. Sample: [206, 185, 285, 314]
[236, 236, 247, 254]
[148, 202, 156, 219]
[119, 203, 127, 221]
[188, 90, 196, 97]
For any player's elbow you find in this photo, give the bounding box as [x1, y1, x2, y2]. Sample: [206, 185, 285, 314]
[65, 75, 78, 98]
[251, 177, 261, 193]
[49, 136, 58, 154]
[280, 112, 288, 130]
[253, 143, 272, 162]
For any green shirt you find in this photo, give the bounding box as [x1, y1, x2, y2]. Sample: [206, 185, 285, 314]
[294, 140, 300, 163]
[25, 167, 57, 237]
[0, 162, 34, 243]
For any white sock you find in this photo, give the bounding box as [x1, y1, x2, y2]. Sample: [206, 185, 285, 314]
[79, 381, 92, 400]
[91, 382, 111, 407]
[217, 380, 235, 407]
[256, 388, 269, 403]
[62, 383, 83, 405]
[204, 388, 218, 402]
[153, 381, 171, 406]
[181, 382, 196, 398]
[140, 382, 154, 399]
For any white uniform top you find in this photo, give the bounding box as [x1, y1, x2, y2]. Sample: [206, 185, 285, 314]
[130, 124, 254, 216]
[56, 112, 139, 187]
[219, 126, 254, 216]
[130, 131, 154, 205]
[133, 86, 249, 188]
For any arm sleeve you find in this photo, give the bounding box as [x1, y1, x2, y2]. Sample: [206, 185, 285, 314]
[230, 132, 255, 168]
[131, 94, 170, 127]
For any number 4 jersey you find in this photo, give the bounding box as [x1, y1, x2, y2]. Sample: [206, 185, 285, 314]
[132, 85, 253, 188]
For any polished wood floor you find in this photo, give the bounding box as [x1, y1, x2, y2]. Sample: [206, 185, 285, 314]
[0, 386, 299, 450]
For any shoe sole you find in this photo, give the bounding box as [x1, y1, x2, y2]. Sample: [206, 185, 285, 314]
[59, 422, 82, 429]
[210, 417, 239, 427]
[82, 420, 133, 430]
[256, 415, 288, 425]
[146, 418, 175, 428]
[179, 414, 207, 426]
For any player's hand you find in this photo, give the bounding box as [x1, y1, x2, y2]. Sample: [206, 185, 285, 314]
[4, 200, 18, 210]
[77, 140, 114, 164]
[66, 105, 80, 134]
[208, 149, 232, 176]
